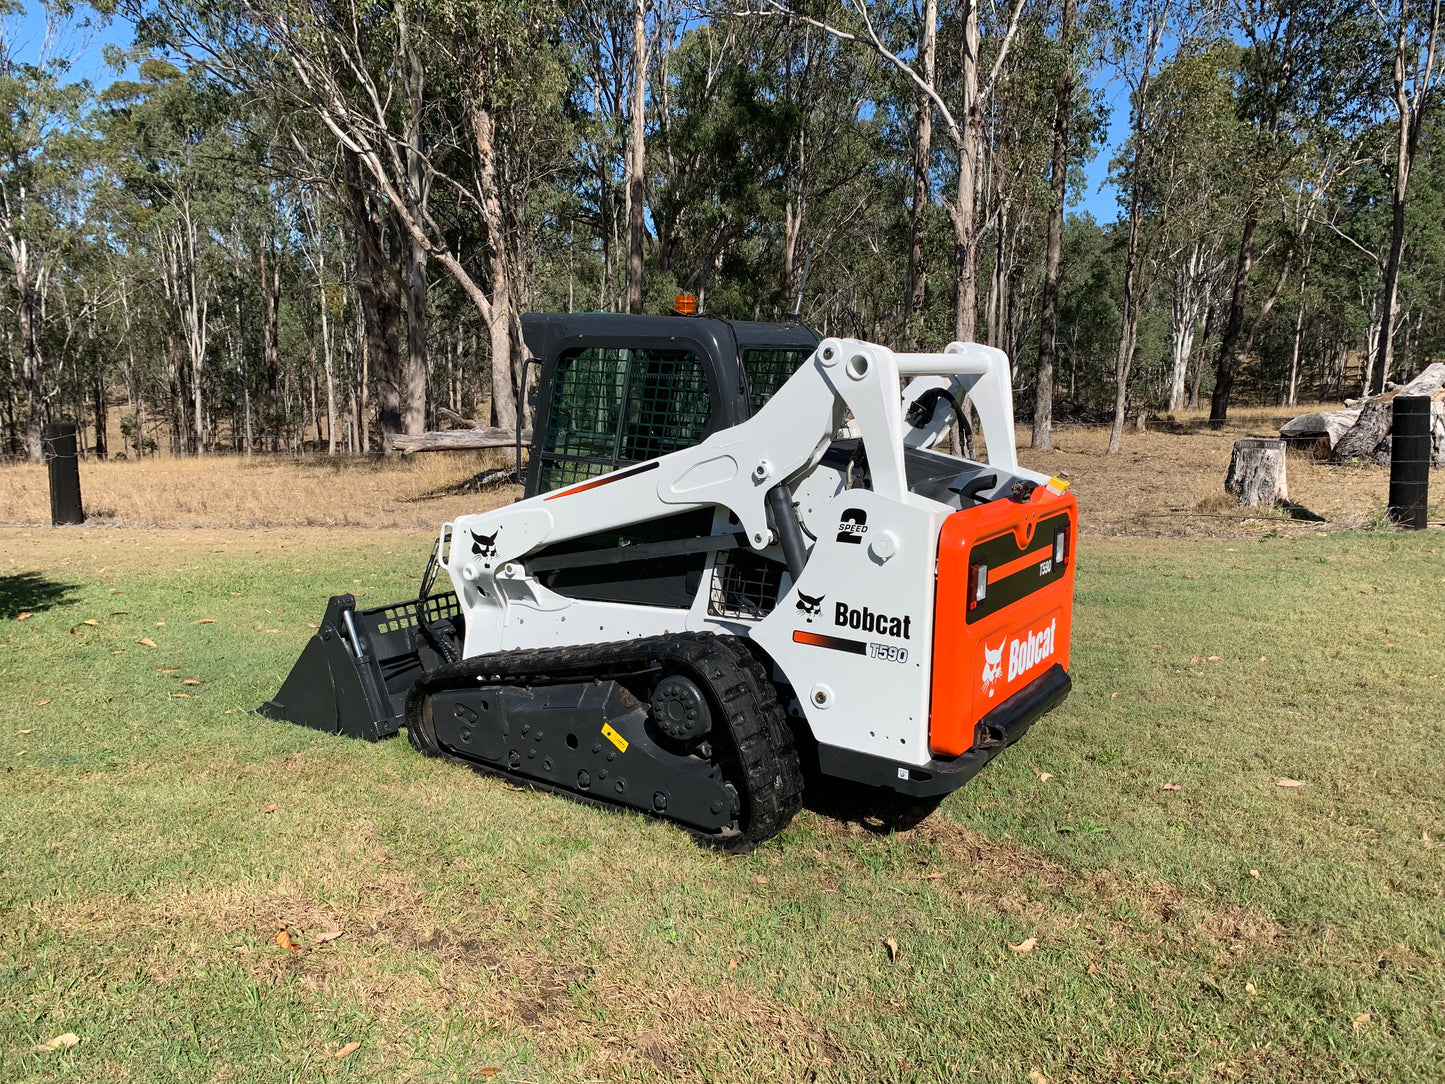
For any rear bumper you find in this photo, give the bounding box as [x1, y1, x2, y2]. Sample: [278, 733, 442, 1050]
[817, 664, 1071, 797]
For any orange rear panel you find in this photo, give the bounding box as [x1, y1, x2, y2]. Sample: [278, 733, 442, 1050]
[929, 487, 1077, 757]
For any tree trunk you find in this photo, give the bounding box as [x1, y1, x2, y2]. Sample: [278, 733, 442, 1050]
[1286, 269, 1307, 406]
[1189, 302, 1214, 409]
[233, 285, 252, 454]
[165, 331, 185, 455]
[390, 426, 530, 454]
[260, 231, 283, 451]
[1032, 0, 1074, 449]
[1108, 310, 1139, 455]
[405, 239, 428, 434]
[1108, 186, 1145, 455]
[320, 285, 337, 455]
[952, 0, 981, 343]
[185, 211, 207, 456]
[92, 375, 107, 459]
[1168, 245, 1208, 411]
[1209, 209, 1259, 424]
[16, 264, 44, 463]
[9, 239, 44, 459]
[401, 9, 430, 434]
[907, 0, 938, 349]
[1225, 439, 1288, 506]
[1371, 26, 1421, 396]
[469, 99, 517, 428]
[625, 0, 648, 315]
[344, 153, 404, 452]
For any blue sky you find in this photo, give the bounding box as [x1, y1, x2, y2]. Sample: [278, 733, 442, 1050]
[1079, 77, 1129, 222]
[7, 1, 1126, 222]
[7, 1, 132, 84]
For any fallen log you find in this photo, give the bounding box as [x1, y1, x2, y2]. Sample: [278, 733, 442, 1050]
[1332, 363, 1445, 465]
[391, 427, 531, 454]
[1279, 408, 1360, 454]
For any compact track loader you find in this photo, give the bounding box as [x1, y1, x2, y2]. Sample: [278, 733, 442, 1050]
[262, 313, 1077, 851]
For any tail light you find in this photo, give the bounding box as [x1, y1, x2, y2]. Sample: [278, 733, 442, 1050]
[1053, 525, 1069, 567]
[967, 561, 987, 610]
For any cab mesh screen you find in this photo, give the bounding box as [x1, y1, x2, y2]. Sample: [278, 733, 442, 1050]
[742, 346, 812, 413]
[539, 347, 710, 492]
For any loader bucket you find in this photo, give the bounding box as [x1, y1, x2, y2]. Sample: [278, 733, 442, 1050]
[259, 592, 462, 742]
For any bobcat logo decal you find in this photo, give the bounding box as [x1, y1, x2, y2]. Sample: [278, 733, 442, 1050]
[795, 591, 825, 621]
[980, 638, 1005, 698]
[471, 530, 498, 558]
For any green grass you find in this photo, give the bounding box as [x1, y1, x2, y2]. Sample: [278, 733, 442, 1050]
[2, 528, 1443, 1082]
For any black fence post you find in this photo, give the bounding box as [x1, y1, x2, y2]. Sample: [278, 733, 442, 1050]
[1387, 396, 1430, 530]
[42, 421, 85, 526]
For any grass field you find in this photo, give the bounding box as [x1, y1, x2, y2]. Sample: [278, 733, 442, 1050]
[3, 516, 1443, 1081]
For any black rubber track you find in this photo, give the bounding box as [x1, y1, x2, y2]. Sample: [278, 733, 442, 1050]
[404, 632, 804, 853]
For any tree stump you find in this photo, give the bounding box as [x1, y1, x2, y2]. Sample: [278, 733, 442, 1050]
[1225, 439, 1288, 507]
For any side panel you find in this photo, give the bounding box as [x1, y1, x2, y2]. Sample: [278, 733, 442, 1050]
[930, 488, 1077, 757]
[751, 488, 944, 767]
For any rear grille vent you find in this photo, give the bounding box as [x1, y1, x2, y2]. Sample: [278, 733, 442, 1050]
[708, 551, 784, 620]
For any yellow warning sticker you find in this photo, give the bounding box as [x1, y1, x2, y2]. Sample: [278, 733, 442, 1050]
[601, 722, 629, 753]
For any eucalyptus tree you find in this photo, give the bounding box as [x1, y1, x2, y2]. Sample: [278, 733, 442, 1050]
[741, 0, 1029, 342]
[1207, 0, 1377, 423]
[0, 2, 96, 460]
[98, 60, 240, 453]
[1148, 45, 1237, 411]
[1100, 0, 1226, 452]
[646, 13, 885, 322]
[1367, 0, 1440, 392]
[907, 0, 938, 348]
[565, 0, 640, 312]
[128, 0, 570, 436]
[1031, 0, 1080, 448]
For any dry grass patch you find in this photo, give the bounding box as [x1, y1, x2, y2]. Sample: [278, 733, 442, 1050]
[1015, 406, 1390, 537]
[0, 399, 1406, 540]
[37, 871, 850, 1083]
[0, 450, 517, 529]
[911, 812, 1072, 888]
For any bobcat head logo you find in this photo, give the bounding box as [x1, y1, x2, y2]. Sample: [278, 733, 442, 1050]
[795, 591, 825, 621]
[980, 638, 1005, 697]
[471, 530, 498, 558]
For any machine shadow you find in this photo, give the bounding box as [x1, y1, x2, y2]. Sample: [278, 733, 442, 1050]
[801, 773, 946, 836]
[0, 571, 83, 619]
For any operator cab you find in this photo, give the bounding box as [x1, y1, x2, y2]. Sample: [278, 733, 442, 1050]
[520, 313, 820, 499]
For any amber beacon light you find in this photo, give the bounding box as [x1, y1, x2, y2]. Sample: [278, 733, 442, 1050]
[673, 293, 698, 315]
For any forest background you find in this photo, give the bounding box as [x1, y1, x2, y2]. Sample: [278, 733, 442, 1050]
[1, 0, 1440, 463]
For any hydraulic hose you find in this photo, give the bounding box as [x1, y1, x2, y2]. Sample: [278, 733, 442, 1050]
[766, 483, 809, 584]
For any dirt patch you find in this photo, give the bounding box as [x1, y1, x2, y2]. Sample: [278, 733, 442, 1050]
[1081, 867, 1185, 922]
[583, 970, 851, 1081]
[408, 926, 588, 1026]
[1200, 904, 1285, 956]
[911, 817, 1072, 888]
[865, 821, 1289, 964]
